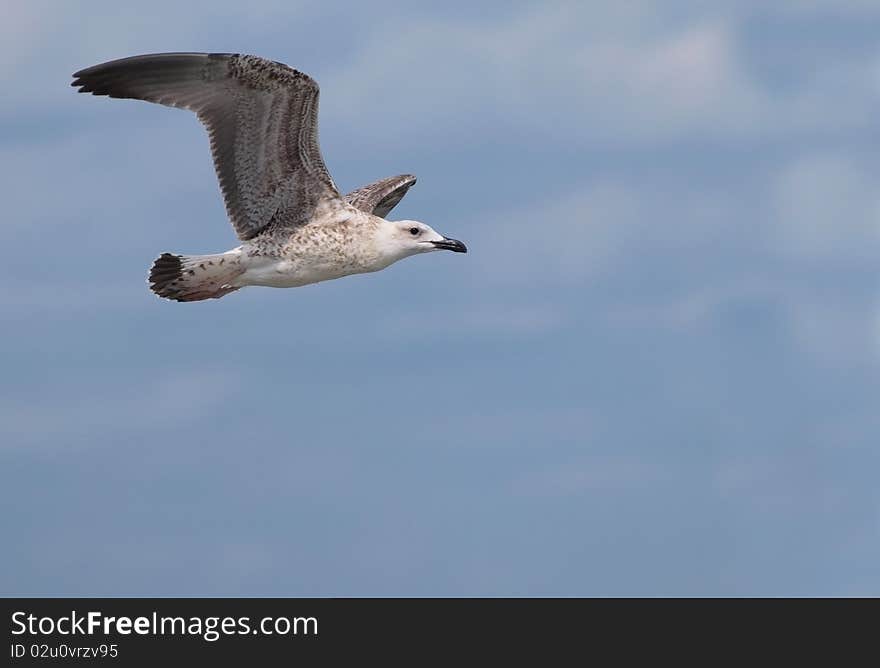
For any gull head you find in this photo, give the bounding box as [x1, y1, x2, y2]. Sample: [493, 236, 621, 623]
[376, 220, 467, 264]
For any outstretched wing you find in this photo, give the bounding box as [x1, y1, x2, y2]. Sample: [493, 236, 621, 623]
[345, 174, 417, 219]
[72, 52, 341, 241]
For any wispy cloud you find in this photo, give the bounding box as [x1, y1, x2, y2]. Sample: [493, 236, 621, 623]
[325, 3, 880, 151]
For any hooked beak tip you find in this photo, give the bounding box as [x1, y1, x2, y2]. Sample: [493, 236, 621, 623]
[432, 237, 468, 253]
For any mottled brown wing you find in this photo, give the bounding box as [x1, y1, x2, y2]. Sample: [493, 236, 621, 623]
[345, 174, 417, 219]
[72, 52, 341, 240]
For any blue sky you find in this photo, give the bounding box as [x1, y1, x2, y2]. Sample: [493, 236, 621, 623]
[1, 0, 878, 595]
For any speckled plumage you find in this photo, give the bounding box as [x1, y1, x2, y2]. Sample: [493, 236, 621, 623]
[72, 52, 466, 302]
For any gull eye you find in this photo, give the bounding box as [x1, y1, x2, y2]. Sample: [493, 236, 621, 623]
[409, 227, 420, 236]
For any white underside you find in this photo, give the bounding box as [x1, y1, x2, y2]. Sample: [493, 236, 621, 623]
[231, 255, 370, 289]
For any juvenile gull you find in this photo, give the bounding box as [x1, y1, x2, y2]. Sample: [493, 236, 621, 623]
[71, 52, 467, 302]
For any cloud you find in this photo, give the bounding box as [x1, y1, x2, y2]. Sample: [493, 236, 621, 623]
[0, 369, 240, 450]
[324, 3, 880, 151]
[765, 0, 880, 15]
[766, 152, 880, 365]
[785, 297, 880, 367]
[374, 303, 565, 341]
[462, 182, 643, 286]
[0, 0, 319, 120]
[456, 150, 879, 368]
[465, 174, 747, 289]
[771, 153, 880, 260]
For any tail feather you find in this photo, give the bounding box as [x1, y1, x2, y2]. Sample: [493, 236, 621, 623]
[149, 251, 243, 302]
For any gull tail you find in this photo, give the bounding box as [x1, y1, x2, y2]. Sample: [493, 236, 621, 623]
[149, 251, 244, 302]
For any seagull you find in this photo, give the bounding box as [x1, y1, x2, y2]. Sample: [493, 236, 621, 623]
[71, 52, 467, 302]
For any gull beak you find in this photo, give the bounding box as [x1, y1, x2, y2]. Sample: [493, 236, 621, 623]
[430, 237, 468, 253]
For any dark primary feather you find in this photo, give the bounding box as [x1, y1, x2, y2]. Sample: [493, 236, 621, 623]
[72, 52, 341, 241]
[345, 174, 417, 218]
